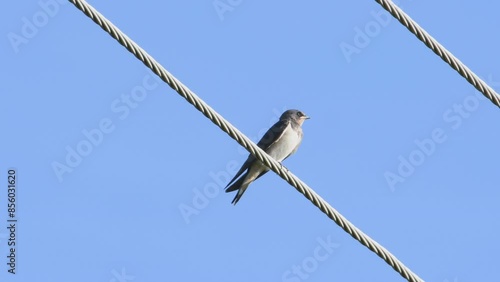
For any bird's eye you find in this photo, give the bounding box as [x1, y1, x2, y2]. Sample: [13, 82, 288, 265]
[296, 112, 303, 117]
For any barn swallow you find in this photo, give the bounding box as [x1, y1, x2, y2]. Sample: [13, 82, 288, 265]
[226, 109, 309, 204]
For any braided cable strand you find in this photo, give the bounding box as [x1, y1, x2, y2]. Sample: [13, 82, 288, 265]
[68, 0, 424, 281]
[376, 0, 500, 107]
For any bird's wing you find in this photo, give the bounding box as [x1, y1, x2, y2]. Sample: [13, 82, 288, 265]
[256, 119, 290, 151]
[225, 119, 289, 188]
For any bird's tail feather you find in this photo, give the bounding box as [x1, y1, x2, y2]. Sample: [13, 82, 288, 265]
[225, 172, 247, 192]
[226, 172, 250, 205]
[226, 170, 270, 205]
[231, 183, 249, 205]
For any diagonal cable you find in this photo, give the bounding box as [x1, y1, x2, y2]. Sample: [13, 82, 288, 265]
[375, 0, 500, 107]
[67, 0, 424, 281]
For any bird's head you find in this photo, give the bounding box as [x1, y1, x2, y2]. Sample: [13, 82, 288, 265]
[281, 109, 310, 125]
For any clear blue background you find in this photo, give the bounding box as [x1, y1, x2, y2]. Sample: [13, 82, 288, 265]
[1, 0, 499, 281]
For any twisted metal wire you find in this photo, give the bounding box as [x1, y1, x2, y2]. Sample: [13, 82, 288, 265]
[67, 0, 424, 281]
[376, 0, 500, 107]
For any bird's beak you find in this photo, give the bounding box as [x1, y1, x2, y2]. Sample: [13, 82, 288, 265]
[303, 115, 310, 120]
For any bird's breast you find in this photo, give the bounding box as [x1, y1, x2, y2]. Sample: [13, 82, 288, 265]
[267, 123, 303, 161]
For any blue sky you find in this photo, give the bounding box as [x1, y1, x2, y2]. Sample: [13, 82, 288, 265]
[2, 0, 499, 281]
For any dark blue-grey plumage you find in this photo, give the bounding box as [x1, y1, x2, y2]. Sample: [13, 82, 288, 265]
[225, 109, 309, 204]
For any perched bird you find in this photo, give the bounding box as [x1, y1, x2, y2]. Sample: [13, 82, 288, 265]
[225, 109, 310, 204]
